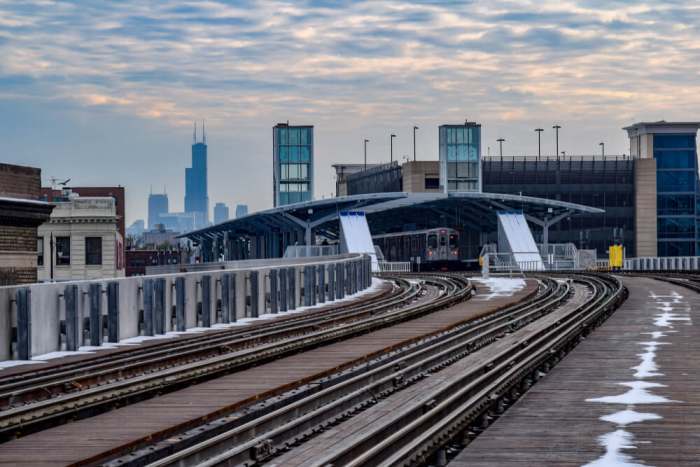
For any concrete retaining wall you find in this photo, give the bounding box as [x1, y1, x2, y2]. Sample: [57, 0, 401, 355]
[0, 254, 372, 361]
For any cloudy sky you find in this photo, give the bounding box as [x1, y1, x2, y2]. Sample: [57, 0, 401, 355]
[1, 0, 699, 224]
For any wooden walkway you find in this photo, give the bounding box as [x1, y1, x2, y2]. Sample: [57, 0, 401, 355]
[453, 276, 700, 467]
[0, 280, 535, 466]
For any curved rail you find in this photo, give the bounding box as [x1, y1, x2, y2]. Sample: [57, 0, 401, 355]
[321, 274, 625, 467]
[0, 276, 471, 442]
[122, 278, 565, 466]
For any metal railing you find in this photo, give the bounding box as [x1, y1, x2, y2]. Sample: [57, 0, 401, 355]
[624, 256, 700, 271]
[283, 245, 340, 258]
[377, 262, 411, 273]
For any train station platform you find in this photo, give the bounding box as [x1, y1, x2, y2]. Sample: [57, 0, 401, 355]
[452, 276, 700, 467]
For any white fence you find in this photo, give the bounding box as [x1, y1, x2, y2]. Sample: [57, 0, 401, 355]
[377, 261, 411, 273]
[624, 256, 700, 271]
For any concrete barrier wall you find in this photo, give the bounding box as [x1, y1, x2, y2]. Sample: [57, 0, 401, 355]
[0, 254, 371, 361]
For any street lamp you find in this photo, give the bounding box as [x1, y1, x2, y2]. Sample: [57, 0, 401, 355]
[390, 133, 396, 163]
[553, 124, 561, 158]
[497, 138, 505, 157]
[364, 138, 369, 171]
[413, 126, 419, 161]
[599, 142, 605, 158]
[535, 128, 544, 158]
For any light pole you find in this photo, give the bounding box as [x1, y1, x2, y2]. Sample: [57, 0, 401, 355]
[599, 142, 605, 158]
[497, 138, 505, 157]
[390, 133, 396, 163]
[413, 126, 419, 161]
[535, 128, 544, 158]
[553, 124, 561, 158]
[364, 138, 369, 171]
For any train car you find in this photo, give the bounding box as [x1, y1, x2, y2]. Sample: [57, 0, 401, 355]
[373, 227, 460, 268]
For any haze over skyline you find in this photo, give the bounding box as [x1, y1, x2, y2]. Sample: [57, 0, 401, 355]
[1, 0, 699, 224]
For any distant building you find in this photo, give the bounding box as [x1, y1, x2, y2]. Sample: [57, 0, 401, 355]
[125, 249, 183, 276]
[0, 163, 53, 285]
[332, 163, 380, 197]
[148, 193, 169, 229]
[624, 121, 700, 256]
[235, 204, 248, 218]
[41, 186, 126, 266]
[185, 122, 209, 229]
[439, 122, 481, 193]
[126, 219, 145, 237]
[143, 224, 179, 248]
[273, 122, 314, 206]
[37, 191, 124, 281]
[159, 212, 196, 234]
[214, 202, 229, 224]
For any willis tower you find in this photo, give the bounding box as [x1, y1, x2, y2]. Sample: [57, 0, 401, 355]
[185, 121, 209, 229]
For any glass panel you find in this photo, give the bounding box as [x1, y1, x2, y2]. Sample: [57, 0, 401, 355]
[300, 128, 308, 145]
[300, 146, 310, 163]
[657, 171, 695, 192]
[654, 134, 695, 149]
[56, 236, 70, 265]
[279, 128, 288, 144]
[37, 237, 44, 266]
[456, 128, 464, 144]
[655, 150, 695, 169]
[658, 218, 695, 239]
[280, 146, 289, 162]
[85, 237, 102, 265]
[289, 128, 300, 145]
[658, 194, 695, 215]
[290, 146, 300, 163]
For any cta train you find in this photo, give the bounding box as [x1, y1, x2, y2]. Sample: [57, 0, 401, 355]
[373, 227, 460, 267]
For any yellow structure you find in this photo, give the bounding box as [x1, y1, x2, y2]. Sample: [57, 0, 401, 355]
[609, 245, 624, 269]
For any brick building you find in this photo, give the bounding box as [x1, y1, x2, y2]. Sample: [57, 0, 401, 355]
[0, 163, 54, 284]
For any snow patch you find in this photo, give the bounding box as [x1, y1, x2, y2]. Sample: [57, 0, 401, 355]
[600, 409, 662, 426]
[582, 429, 647, 467]
[472, 278, 526, 300]
[587, 381, 676, 405]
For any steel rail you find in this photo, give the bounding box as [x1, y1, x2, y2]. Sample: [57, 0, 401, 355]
[0, 279, 411, 410]
[312, 274, 625, 467]
[139, 278, 563, 467]
[0, 276, 471, 442]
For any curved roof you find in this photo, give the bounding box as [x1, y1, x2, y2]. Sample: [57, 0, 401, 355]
[182, 191, 603, 242]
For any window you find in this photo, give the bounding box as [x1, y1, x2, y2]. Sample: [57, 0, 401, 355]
[56, 236, 71, 265]
[85, 237, 102, 265]
[424, 177, 439, 189]
[653, 134, 695, 149]
[428, 234, 438, 249]
[655, 150, 695, 169]
[37, 237, 44, 266]
[657, 171, 695, 192]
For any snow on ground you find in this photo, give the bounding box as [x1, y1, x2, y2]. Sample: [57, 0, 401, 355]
[582, 430, 648, 467]
[0, 277, 387, 370]
[472, 277, 526, 300]
[583, 288, 690, 466]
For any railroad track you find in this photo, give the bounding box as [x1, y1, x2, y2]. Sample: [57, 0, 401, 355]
[138, 274, 625, 467]
[107, 276, 561, 466]
[0, 275, 471, 442]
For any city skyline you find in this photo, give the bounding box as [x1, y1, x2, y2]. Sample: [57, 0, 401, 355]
[1, 1, 699, 224]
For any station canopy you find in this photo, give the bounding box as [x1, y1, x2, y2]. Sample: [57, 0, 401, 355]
[181, 192, 604, 244]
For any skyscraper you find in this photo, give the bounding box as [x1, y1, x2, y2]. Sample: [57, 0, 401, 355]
[185, 121, 209, 229]
[273, 123, 314, 206]
[235, 204, 248, 218]
[147, 193, 169, 229]
[213, 202, 229, 224]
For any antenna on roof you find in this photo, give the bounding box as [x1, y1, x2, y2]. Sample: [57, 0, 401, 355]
[202, 120, 206, 144]
[193, 121, 197, 144]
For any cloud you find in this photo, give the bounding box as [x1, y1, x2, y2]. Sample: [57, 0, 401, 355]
[0, 0, 698, 220]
